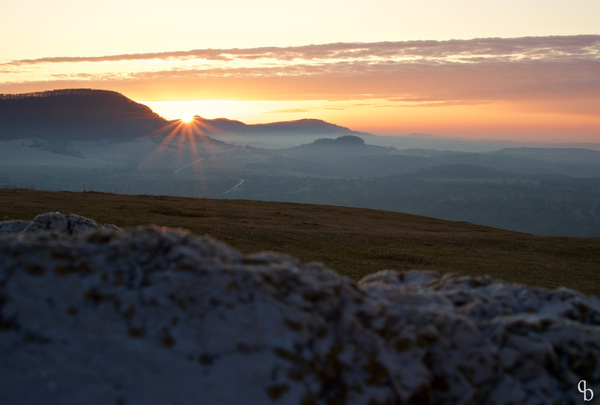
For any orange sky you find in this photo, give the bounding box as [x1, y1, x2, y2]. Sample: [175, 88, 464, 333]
[2, 37, 599, 142]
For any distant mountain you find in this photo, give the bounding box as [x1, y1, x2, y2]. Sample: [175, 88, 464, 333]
[267, 136, 423, 177]
[311, 135, 366, 146]
[0, 89, 166, 140]
[492, 147, 600, 166]
[366, 133, 600, 153]
[484, 148, 600, 177]
[0, 89, 369, 144]
[289, 135, 370, 152]
[195, 117, 368, 138]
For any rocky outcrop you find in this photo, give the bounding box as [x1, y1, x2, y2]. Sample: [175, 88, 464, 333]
[0, 212, 118, 235]
[1, 213, 598, 404]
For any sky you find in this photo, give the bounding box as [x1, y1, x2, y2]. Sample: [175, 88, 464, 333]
[1, 0, 599, 142]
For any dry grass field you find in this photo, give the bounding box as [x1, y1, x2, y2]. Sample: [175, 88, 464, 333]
[1, 188, 598, 296]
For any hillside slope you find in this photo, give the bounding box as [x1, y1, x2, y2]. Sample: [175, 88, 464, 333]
[0, 89, 369, 143]
[195, 117, 367, 137]
[1, 189, 598, 295]
[0, 89, 166, 140]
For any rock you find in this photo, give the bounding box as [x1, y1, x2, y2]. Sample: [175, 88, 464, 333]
[0, 220, 30, 234]
[0, 213, 598, 404]
[0, 212, 118, 235]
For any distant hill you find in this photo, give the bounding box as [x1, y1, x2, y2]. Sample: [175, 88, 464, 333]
[0, 89, 167, 140]
[492, 147, 600, 166]
[311, 135, 366, 146]
[0, 89, 369, 143]
[195, 117, 368, 138]
[292, 135, 372, 152]
[366, 133, 600, 153]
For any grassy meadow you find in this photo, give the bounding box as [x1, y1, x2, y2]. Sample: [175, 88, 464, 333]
[1, 188, 598, 296]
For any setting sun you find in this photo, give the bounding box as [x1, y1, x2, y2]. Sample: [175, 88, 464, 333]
[180, 112, 195, 123]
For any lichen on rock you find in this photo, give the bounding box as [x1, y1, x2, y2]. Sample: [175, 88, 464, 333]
[0, 213, 598, 404]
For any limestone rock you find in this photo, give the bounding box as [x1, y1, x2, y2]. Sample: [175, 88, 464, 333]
[0, 213, 598, 404]
[0, 212, 118, 235]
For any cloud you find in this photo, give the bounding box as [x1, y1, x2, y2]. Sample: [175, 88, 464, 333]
[386, 98, 493, 108]
[266, 108, 311, 114]
[4, 35, 598, 66]
[1, 36, 598, 114]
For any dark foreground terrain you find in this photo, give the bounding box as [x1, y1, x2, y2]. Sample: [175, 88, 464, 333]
[1, 212, 598, 404]
[1, 188, 598, 295]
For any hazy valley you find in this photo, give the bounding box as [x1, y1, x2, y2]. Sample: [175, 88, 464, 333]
[2, 89, 600, 237]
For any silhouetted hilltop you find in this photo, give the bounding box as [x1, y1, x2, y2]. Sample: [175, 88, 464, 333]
[0, 89, 166, 140]
[0, 89, 369, 143]
[312, 135, 366, 146]
[254, 118, 363, 135]
[290, 135, 391, 157]
[196, 116, 368, 137]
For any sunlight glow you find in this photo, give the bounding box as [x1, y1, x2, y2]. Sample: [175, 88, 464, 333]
[180, 112, 195, 123]
[135, 115, 221, 199]
[3, 36, 598, 142]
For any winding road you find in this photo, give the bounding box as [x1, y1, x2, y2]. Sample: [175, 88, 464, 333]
[174, 158, 203, 175]
[223, 178, 245, 195]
